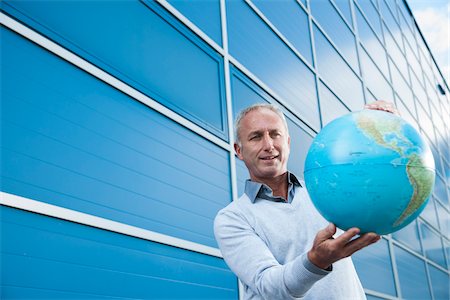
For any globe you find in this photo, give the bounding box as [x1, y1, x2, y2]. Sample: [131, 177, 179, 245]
[304, 109, 435, 235]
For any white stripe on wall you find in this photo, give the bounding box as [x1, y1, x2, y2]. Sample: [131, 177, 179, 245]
[0, 191, 223, 258]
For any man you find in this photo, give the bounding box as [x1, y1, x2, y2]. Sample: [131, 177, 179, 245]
[214, 101, 396, 299]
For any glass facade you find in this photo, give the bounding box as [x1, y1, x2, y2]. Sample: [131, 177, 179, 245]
[1, 0, 448, 299]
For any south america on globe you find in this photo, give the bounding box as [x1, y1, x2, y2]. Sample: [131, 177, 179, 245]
[304, 109, 435, 235]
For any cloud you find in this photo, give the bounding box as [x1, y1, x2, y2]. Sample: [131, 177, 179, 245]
[413, 3, 450, 83]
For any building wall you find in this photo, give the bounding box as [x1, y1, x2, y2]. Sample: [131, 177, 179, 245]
[1, 0, 449, 299]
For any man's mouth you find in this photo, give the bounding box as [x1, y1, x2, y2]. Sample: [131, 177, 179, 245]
[260, 155, 279, 161]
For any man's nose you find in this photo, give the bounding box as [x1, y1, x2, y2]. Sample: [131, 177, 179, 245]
[262, 133, 274, 150]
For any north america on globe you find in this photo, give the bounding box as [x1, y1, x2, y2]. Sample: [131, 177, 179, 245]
[304, 109, 436, 235]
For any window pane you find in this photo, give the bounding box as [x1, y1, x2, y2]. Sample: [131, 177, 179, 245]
[436, 200, 450, 238]
[2, 0, 227, 137]
[392, 220, 422, 254]
[420, 197, 439, 230]
[252, 0, 313, 65]
[428, 264, 450, 300]
[333, 0, 353, 25]
[167, 0, 222, 46]
[434, 175, 449, 206]
[352, 239, 397, 296]
[313, 25, 364, 111]
[390, 59, 415, 117]
[394, 245, 432, 300]
[355, 6, 389, 76]
[380, 0, 402, 48]
[227, 0, 320, 130]
[355, 0, 382, 38]
[318, 81, 351, 127]
[310, 0, 358, 71]
[384, 24, 408, 80]
[420, 222, 447, 268]
[360, 48, 393, 101]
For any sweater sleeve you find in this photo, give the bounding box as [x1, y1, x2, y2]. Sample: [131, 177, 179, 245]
[214, 209, 331, 299]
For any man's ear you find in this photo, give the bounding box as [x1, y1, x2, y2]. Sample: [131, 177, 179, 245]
[234, 143, 243, 160]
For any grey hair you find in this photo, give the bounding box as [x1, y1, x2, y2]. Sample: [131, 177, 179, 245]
[234, 103, 289, 146]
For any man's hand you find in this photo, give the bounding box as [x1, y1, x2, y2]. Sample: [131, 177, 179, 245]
[364, 100, 399, 115]
[307, 223, 380, 270]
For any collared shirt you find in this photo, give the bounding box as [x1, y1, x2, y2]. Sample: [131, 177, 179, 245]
[245, 171, 301, 204]
[214, 172, 365, 300]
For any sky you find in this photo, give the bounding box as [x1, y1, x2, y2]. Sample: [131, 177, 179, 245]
[407, 0, 450, 86]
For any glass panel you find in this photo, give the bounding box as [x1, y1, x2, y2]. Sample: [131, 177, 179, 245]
[352, 238, 397, 296]
[444, 239, 450, 270]
[420, 197, 439, 230]
[380, 0, 402, 48]
[355, 0, 382, 38]
[384, 24, 408, 79]
[2, 0, 228, 137]
[252, 0, 313, 65]
[410, 72, 428, 107]
[394, 96, 419, 131]
[435, 200, 449, 237]
[355, 6, 389, 76]
[318, 81, 351, 127]
[434, 174, 449, 206]
[394, 245, 432, 300]
[429, 144, 444, 178]
[332, 0, 352, 25]
[428, 264, 450, 300]
[310, 0, 358, 71]
[416, 101, 436, 148]
[167, 0, 222, 46]
[397, 9, 417, 56]
[360, 48, 393, 101]
[313, 25, 364, 111]
[404, 43, 422, 85]
[286, 118, 314, 179]
[390, 59, 415, 116]
[392, 220, 422, 254]
[227, 0, 320, 130]
[420, 222, 447, 268]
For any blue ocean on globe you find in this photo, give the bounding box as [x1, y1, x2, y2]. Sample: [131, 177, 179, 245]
[304, 110, 435, 235]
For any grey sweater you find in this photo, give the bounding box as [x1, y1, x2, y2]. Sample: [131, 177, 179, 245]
[214, 179, 365, 300]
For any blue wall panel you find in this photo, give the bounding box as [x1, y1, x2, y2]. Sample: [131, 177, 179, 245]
[2, 0, 227, 138]
[0, 206, 238, 299]
[1, 27, 231, 248]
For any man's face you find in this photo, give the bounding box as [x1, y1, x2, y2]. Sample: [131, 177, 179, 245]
[235, 108, 290, 182]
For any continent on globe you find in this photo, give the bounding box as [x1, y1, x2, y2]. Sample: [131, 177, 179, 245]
[304, 109, 435, 235]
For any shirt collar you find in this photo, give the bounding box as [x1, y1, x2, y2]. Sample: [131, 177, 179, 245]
[244, 172, 302, 203]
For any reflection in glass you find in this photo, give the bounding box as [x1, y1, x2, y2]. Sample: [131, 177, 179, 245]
[419, 222, 447, 268]
[318, 81, 350, 127]
[333, 0, 352, 25]
[167, 0, 222, 46]
[252, 0, 313, 65]
[313, 25, 364, 111]
[355, 0, 382, 38]
[355, 6, 388, 76]
[310, 0, 358, 71]
[428, 264, 450, 300]
[227, 0, 319, 130]
[352, 238, 397, 296]
[392, 220, 422, 254]
[360, 48, 393, 101]
[419, 197, 439, 230]
[394, 245, 432, 299]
